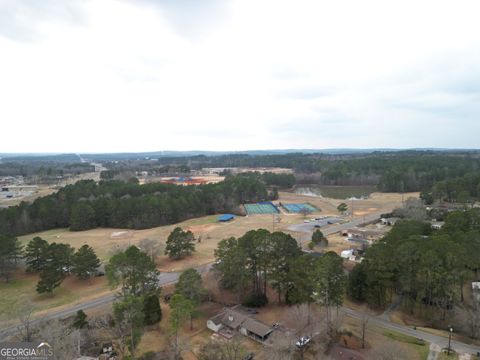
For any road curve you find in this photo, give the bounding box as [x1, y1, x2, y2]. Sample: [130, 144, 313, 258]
[343, 307, 480, 355]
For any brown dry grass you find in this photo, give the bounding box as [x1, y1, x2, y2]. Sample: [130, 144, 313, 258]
[7, 190, 415, 327]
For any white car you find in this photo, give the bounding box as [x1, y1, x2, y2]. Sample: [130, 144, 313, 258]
[295, 336, 311, 347]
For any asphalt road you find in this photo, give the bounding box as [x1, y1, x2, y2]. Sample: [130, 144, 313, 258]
[343, 307, 480, 355]
[0, 263, 213, 340]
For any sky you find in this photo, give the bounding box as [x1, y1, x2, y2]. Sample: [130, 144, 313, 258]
[1, 0, 480, 153]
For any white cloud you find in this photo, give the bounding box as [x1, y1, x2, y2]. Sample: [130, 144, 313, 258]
[1, 0, 480, 152]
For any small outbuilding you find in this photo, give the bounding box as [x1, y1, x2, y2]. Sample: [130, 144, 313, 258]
[218, 214, 235, 222]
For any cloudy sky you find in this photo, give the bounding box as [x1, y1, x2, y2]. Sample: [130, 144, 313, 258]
[1, 0, 480, 153]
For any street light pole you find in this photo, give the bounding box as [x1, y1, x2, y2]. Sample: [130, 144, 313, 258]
[448, 326, 453, 355]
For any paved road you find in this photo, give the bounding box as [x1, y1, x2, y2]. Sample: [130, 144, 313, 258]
[343, 307, 480, 356]
[0, 263, 213, 340]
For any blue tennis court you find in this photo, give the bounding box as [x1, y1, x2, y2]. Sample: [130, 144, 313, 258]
[283, 203, 318, 213]
[244, 202, 279, 215]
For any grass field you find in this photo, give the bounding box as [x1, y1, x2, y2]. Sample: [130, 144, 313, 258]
[3, 190, 414, 325]
[0, 271, 110, 326]
[294, 185, 378, 199]
[382, 330, 430, 359]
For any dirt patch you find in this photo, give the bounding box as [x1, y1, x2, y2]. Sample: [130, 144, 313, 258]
[339, 333, 363, 349]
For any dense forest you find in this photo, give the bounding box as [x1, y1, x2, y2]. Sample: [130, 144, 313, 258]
[101, 151, 480, 194]
[348, 210, 480, 323]
[0, 175, 270, 236]
[0, 161, 94, 178]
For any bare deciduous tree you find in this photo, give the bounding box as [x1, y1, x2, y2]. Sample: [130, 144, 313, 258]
[267, 305, 336, 360]
[138, 238, 163, 263]
[16, 302, 37, 342]
[466, 302, 480, 339]
[37, 319, 79, 360]
[197, 335, 246, 360]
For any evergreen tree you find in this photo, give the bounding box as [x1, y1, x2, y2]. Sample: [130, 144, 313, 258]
[107, 245, 160, 298]
[337, 203, 348, 215]
[0, 235, 23, 282]
[24, 236, 49, 272]
[72, 310, 88, 330]
[311, 229, 328, 247]
[36, 266, 65, 294]
[143, 294, 162, 325]
[70, 202, 96, 231]
[175, 268, 206, 305]
[165, 227, 196, 260]
[46, 242, 75, 274]
[72, 244, 100, 280]
[113, 295, 145, 359]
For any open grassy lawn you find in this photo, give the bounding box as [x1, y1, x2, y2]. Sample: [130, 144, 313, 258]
[340, 315, 429, 360]
[382, 330, 430, 359]
[0, 270, 110, 327]
[6, 190, 414, 327]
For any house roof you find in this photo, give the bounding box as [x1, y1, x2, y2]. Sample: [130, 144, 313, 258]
[210, 305, 273, 337]
[242, 317, 273, 337]
[218, 214, 235, 221]
[221, 309, 247, 329]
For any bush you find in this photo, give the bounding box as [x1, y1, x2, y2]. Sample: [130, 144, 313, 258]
[243, 293, 268, 308]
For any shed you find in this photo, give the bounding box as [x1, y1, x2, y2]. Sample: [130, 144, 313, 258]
[218, 214, 235, 222]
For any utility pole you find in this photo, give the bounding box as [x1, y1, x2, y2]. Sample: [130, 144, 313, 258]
[351, 198, 354, 220]
[448, 326, 453, 355]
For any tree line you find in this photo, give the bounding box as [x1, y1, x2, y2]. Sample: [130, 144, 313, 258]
[0, 235, 101, 294]
[144, 151, 480, 193]
[0, 174, 270, 236]
[213, 229, 345, 311]
[348, 210, 480, 322]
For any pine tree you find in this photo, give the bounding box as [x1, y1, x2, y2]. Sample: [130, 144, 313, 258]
[143, 294, 162, 325]
[69, 202, 96, 231]
[25, 237, 49, 272]
[72, 245, 100, 280]
[0, 235, 23, 282]
[36, 266, 64, 294]
[175, 268, 206, 305]
[72, 310, 88, 329]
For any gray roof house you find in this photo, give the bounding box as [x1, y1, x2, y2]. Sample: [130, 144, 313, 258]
[207, 305, 273, 342]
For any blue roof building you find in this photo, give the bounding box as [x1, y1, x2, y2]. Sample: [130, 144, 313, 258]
[218, 214, 235, 222]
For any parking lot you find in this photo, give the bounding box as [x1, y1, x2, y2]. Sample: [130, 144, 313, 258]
[287, 216, 343, 233]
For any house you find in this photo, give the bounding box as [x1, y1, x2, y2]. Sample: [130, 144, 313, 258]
[381, 217, 399, 226]
[346, 228, 383, 244]
[340, 249, 358, 262]
[207, 305, 273, 342]
[431, 221, 445, 230]
[218, 214, 235, 222]
[472, 282, 480, 302]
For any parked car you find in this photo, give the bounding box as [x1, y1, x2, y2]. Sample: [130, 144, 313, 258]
[246, 308, 258, 314]
[314, 224, 321, 228]
[296, 336, 311, 348]
[242, 353, 254, 360]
